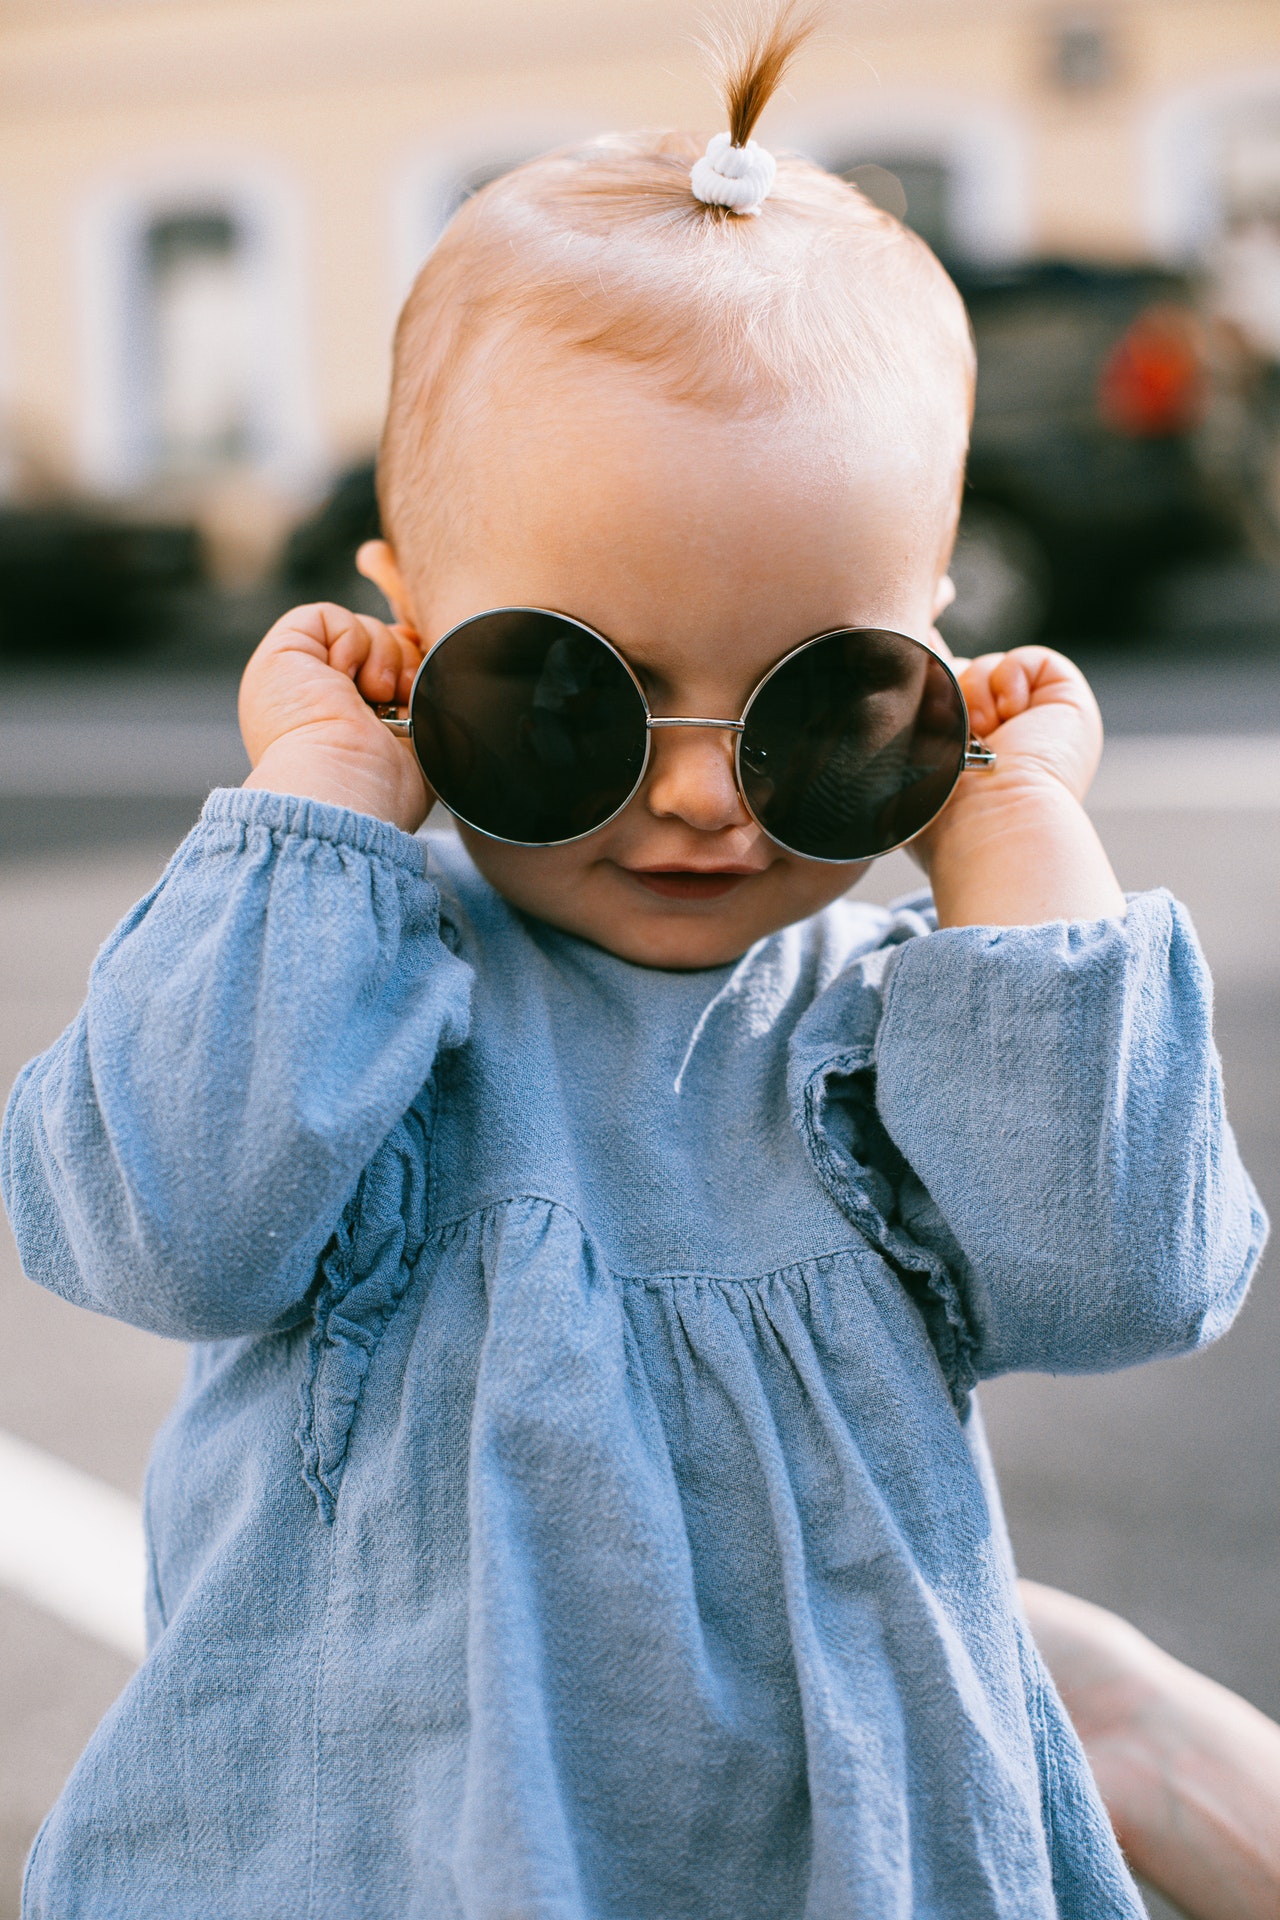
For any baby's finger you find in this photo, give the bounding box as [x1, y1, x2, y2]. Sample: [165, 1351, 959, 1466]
[393, 629, 424, 706]
[323, 606, 378, 681]
[984, 650, 1036, 724]
[991, 646, 1097, 718]
[954, 653, 1006, 736]
[324, 611, 401, 703]
[251, 601, 360, 668]
[351, 618, 406, 705]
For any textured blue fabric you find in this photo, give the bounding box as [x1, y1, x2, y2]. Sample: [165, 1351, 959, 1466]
[2, 785, 1266, 1920]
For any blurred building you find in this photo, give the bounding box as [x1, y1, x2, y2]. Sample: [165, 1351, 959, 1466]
[0, 0, 1276, 571]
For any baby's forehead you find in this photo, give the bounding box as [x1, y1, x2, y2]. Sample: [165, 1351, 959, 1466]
[393, 368, 956, 676]
[388, 338, 967, 597]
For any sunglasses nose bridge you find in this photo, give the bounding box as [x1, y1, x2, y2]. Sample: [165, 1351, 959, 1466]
[642, 713, 755, 835]
[644, 718, 749, 808]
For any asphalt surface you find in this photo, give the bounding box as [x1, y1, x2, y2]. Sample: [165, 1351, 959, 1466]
[1, 651, 1278, 1920]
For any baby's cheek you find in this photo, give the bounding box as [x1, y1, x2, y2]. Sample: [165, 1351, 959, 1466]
[455, 831, 582, 921]
[783, 857, 875, 921]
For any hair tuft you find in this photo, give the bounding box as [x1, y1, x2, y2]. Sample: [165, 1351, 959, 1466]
[701, 0, 822, 150]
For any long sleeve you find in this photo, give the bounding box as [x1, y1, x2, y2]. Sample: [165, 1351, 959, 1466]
[1, 788, 472, 1340]
[871, 891, 1266, 1378]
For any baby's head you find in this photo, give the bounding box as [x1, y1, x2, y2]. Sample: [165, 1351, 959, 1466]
[361, 3, 975, 968]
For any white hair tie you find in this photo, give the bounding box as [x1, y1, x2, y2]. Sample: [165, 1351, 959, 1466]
[690, 131, 777, 216]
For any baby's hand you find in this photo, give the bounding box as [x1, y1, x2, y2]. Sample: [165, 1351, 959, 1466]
[240, 603, 430, 831]
[913, 644, 1125, 928]
[956, 646, 1104, 802]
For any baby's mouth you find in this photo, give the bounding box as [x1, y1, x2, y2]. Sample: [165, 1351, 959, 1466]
[624, 868, 755, 901]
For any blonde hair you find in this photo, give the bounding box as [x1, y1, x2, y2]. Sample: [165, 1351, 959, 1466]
[378, 2, 974, 568]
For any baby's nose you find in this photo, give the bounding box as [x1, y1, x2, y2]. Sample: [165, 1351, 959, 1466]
[643, 725, 751, 833]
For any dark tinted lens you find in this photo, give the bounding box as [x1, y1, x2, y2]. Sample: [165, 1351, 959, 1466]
[410, 610, 648, 843]
[739, 629, 968, 860]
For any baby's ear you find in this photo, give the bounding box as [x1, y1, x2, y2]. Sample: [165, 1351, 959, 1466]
[356, 539, 419, 635]
[932, 574, 957, 621]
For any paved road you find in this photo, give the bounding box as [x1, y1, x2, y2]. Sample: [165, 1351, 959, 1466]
[1, 657, 1277, 1919]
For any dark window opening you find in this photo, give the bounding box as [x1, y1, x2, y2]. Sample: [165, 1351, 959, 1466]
[1048, 17, 1116, 92]
[141, 208, 256, 472]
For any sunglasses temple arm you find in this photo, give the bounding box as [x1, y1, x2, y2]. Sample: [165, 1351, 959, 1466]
[964, 738, 997, 770]
[375, 707, 413, 740]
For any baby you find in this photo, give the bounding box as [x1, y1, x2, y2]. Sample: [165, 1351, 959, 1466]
[2, 11, 1267, 1918]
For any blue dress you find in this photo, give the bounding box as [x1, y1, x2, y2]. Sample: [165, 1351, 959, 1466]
[2, 787, 1266, 1920]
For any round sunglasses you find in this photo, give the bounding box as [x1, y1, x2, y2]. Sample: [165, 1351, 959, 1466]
[379, 607, 995, 863]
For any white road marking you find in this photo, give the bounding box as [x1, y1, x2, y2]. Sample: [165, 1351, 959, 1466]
[1090, 735, 1280, 812]
[0, 1429, 145, 1662]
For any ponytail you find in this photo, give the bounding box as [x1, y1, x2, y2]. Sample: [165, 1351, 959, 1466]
[691, 2, 819, 215]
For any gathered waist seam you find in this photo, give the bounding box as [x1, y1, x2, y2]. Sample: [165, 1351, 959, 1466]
[418, 1188, 877, 1289]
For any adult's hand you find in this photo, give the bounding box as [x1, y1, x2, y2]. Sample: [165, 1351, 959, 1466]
[1022, 1579, 1280, 1920]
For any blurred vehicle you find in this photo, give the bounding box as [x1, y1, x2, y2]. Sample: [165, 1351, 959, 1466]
[1195, 215, 1280, 568]
[942, 261, 1232, 651]
[283, 262, 1244, 651]
[0, 503, 203, 662]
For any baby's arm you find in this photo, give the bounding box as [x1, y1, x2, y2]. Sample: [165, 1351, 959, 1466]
[866, 646, 1265, 1377]
[1, 606, 470, 1340]
[1023, 1580, 1280, 1920]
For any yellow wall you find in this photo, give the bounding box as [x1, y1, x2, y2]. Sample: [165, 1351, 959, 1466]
[0, 0, 1274, 512]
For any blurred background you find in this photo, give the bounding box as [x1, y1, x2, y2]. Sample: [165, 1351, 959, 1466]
[0, 1, 1277, 1915]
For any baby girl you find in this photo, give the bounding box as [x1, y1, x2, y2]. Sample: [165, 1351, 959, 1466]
[2, 9, 1265, 1917]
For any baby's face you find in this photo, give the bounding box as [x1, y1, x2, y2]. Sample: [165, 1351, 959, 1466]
[383, 364, 957, 968]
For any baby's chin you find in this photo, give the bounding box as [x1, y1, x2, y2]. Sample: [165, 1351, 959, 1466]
[560, 902, 778, 971]
[456, 827, 870, 969]
[534, 901, 782, 971]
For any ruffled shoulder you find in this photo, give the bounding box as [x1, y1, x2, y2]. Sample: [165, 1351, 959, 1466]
[788, 893, 979, 1404]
